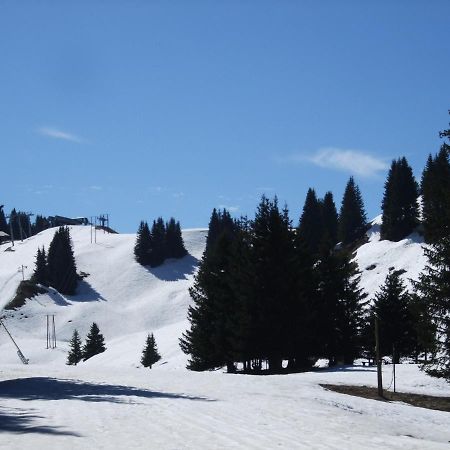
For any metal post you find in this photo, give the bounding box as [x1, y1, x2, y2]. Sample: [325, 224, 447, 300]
[46, 315, 49, 349]
[393, 344, 396, 393]
[52, 315, 56, 348]
[18, 214, 24, 241]
[375, 316, 383, 397]
[7, 215, 14, 246]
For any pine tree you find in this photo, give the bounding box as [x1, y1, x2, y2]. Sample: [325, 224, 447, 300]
[414, 236, 450, 379]
[47, 227, 78, 295]
[134, 221, 152, 265]
[316, 249, 367, 365]
[381, 157, 419, 241]
[338, 177, 367, 246]
[32, 246, 48, 286]
[320, 191, 339, 253]
[421, 146, 450, 243]
[82, 322, 106, 361]
[297, 188, 323, 256]
[373, 270, 415, 363]
[0, 206, 8, 234]
[149, 217, 166, 267]
[165, 218, 188, 259]
[33, 215, 51, 235]
[204, 208, 235, 258]
[141, 333, 161, 368]
[67, 329, 83, 365]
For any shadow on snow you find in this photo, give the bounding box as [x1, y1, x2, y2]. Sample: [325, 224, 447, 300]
[47, 280, 106, 306]
[145, 254, 199, 282]
[0, 377, 214, 404]
[0, 406, 81, 436]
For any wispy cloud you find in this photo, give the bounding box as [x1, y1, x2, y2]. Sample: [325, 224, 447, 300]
[218, 204, 240, 213]
[280, 147, 388, 178]
[89, 185, 103, 191]
[37, 126, 84, 143]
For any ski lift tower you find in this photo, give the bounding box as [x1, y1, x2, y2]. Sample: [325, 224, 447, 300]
[0, 318, 29, 364]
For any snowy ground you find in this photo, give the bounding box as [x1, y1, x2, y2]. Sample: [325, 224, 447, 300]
[0, 223, 448, 448]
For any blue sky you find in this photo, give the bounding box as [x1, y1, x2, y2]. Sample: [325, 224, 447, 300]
[1, 1, 449, 232]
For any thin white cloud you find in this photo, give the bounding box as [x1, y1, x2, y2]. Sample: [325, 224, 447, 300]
[283, 147, 388, 178]
[89, 185, 103, 191]
[37, 126, 83, 143]
[218, 204, 240, 213]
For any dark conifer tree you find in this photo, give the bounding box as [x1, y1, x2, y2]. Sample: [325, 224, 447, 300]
[204, 208, 235, 258]
[141, 333, 161, 368]
[381, 157, 419, 241]
[298, 188, 323, 256]
[47, 227, 78, 295]
[33, 215, 51, 235]
[414, 235, 450, 379]
[0, 206, 8, 234]
[165, 218, 188, 259]
[32, 246, 48, 286]
[82, 322, 106, 361]
[316, 250, 367, 365]
[320, 191, 339, 252]
[338, 177, 367, 246]
[134, 221, 152, 265]
[67, 329, 83, 365]
[421, 146, 450, 243]
[149, 217, 166, 267]
[373, 270, 415, 363]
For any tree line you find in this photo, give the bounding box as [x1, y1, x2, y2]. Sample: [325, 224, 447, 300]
[181, 114, 450, 379]
[134, 217, 187, 267]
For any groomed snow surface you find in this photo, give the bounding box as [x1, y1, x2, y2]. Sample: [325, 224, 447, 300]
[0, 224, 449, 449]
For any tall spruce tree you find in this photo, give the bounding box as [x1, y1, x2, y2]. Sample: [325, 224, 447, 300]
[297, 188, 323, 256]
[67, 329, 83, 365]
[149, 218, 166, 267]
[320, 191, 339, 253]
[414, 235, 450, 379]
[141, 333, 161, 368]
[373, 270, 415, 363]
[316, 250, 367, 365]
[165, 218, 188, 259]
[0, 206, 8, 234]
[204, 208, 235, 258]
[82, 322, 106, 361]
[32, 246, 48, 286]
[338, 177, 367, 246]
[134, 221, 152, 265]
[381, 157, 419, 241]
[47, 227, 78, 295]
[421, 146, 450, 243]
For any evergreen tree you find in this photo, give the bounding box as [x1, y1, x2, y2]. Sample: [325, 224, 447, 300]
[316, 250, 367, 365]
[320, 191, 339, 253]
[47, 227, 78, 295]
[141, 333, 161, 368]
[33, 215, 51, 235]
[134, 221, 152, 266]
[0, 206, 8, 234]
[297, 188, 323, 256]
[149, 217, 166, 267]
[381, 157, 419, 241]
[204, 208, 235, 258]
[165, 218, 188, 259]
[414, 235, 450, 379]
[82, 322, 106, 361]
[338, 177, 367, 246]
[32, 246, 48, 286]
[67, 329, 83, 365]
[421, 146, 450, 243]
[373, 270, 415, 363]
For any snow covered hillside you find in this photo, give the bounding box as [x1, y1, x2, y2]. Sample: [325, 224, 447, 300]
[1, 221, 449, 449]
[0, 225, 207, 368]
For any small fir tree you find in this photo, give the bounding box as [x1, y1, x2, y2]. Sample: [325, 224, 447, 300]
[134, 221, 152, 265]
[165, 218, 188, 259]
[149, 218, 166, 267]
[141, 333, 161, 368]
[67, 329, 83, 365]
[82, 322, 106, 361]
[338, 177, 367, 246]
[0, 206, 8, 234]
[297, 188, 323, 256]
[32, 246, 49, 286]
[47, 227, 78, 295]
[381, 157, 419, 241]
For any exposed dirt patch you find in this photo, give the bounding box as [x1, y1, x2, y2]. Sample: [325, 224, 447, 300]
[321, 384, 450, 413]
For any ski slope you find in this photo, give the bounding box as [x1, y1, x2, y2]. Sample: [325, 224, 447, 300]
[0, 222, 449, 449]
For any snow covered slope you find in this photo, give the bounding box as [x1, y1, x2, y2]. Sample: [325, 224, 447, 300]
[0, 226, 207, 368]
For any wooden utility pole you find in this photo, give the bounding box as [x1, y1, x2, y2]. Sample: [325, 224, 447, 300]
[375, 316, 383, 397]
